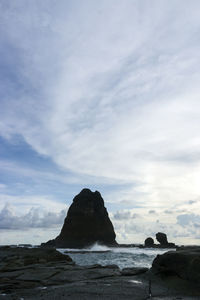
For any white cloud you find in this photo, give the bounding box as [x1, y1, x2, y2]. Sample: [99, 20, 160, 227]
[0, 203, 66, 230]
[177, 213, 200, 227]
[149, 210, 156, 214]
[113, 210, 140, 220]
[0, 194, 67, 214]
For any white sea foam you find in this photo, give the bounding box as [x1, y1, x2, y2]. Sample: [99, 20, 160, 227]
[88, 243, 110, 251]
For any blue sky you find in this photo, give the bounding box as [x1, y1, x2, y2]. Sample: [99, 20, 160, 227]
[1, 0, 200, 245]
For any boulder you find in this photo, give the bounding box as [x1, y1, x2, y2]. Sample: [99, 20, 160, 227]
[43, 189, 118, 248]
[144, 237, 154, 247]
[151, 247, 200, 284]
[156, 232, 168, 245]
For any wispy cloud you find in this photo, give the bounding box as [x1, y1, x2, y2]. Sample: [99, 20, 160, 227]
[0, 194, 67, 214]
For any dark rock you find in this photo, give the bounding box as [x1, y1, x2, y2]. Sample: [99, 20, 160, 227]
[151, 247, 200, 284]
[166, 242, 176, 248]
[144, 237, 154, 247]
[156, 232, 168, 245]
[121, 267, 149, 276]
[18, 244, 32, 247]
[49, 264, 121, 283]
[0, 247, 73, 271]
[0, 246, 199, 299]
[142, 233, 176, 249]
[43, 188, 117, 248]
[118, 243, 142, 248]
[177, 245, 200, 252]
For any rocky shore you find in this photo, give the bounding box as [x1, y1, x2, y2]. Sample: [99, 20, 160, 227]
[1, 246, 200, 299]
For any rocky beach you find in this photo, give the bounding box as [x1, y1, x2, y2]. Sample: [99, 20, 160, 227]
[1, 246, 200, 299]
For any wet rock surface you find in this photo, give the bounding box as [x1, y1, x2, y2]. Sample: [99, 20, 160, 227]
[0, 247, 200, 299]
[43, 188, 117, 248]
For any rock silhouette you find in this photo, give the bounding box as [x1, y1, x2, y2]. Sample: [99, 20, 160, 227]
[144, 237, 154, 247]
[156, 232, 168, 245]
[143, 232, 176, 248]
[43, 188, 117, 248]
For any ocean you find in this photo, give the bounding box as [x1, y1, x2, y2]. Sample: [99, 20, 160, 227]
[58, 243, 169, 269]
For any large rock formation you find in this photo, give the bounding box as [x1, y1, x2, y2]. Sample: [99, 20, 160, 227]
[43, 189, 118, 248]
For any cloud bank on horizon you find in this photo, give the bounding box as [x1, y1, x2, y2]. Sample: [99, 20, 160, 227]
[0, 0, 200, 245]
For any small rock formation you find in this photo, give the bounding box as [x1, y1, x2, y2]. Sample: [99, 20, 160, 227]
[144, 237, 154, 247]
[43, 188, 118, 248]
[155, 232, 176, 248]
[156, 232, 168, 245]
[143, 232, 176, 248]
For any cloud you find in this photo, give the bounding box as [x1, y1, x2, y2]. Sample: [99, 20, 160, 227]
[0, 184, 7, 190]
[113, 211, 132, 220]
[164, 210, 172, 214]
[188, 200, 197, 205]
[149, 210, 156, 214]
[0, 203, 66, 230]
[0, 193, 67, 215]
[177, 213, 200, 227]
[113, 210, 140, 220]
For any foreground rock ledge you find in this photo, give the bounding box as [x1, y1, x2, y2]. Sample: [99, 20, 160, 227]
[1, 246, 200, 299]
[42, 188, 118, 248]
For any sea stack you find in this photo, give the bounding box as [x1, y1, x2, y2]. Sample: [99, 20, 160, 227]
[43, 188, 118, 248]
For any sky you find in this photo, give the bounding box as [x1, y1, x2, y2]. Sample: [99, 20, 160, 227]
[0, 0, 200, 245]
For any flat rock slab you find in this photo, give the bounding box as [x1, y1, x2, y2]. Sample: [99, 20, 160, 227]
[1, 275, 199, 300]
[16, 268, 58, 282]
[49, 266, 121, 283]
[0, 269, 24, 279]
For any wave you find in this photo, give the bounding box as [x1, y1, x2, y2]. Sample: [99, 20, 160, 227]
[88, 243, 110, 252]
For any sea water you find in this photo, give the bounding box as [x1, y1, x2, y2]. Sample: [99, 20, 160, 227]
[58, 244, 169, 269]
